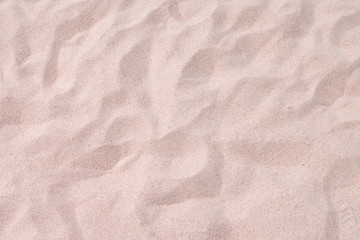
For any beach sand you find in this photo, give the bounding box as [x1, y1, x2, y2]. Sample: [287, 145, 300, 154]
[1, 0, 360, 239]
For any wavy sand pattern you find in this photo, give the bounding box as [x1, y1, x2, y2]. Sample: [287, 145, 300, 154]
[1, 0, 360, 239]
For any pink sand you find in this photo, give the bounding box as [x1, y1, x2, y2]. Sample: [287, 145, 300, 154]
[1, 0, 360, 239]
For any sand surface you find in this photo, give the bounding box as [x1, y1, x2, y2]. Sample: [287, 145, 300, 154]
[1, 0, 360, 239]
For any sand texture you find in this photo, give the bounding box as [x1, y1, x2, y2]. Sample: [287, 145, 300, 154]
[1, 0, 360, 239]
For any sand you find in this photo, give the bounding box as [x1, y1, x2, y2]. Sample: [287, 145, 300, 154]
[1, 0, 360, 239]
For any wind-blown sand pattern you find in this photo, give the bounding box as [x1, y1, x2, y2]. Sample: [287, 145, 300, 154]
[1, 0, 360, 239]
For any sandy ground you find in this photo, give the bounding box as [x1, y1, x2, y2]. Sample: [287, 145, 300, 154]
[1, 0, 360, 239]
